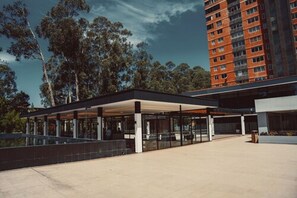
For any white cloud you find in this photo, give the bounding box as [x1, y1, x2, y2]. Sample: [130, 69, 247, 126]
[89, 0, 202, 44]
[0, 52, 16, 63]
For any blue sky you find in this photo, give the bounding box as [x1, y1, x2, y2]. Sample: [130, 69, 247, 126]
[0, 0, 209, 107]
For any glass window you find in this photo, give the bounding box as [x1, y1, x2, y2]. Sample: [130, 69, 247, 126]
[218, 46, 224, 52]
[250, 35, 261, 42]
[192, 117, 208, 143]
[255, 77, 266, 81]
[217, 29, 223, 34]
[246, 0, 256, 5]
[252, 56, 264, 62]
[205, 4, 220, 15]
[231, 31, 243, 39]
[206, 16, 213, 22]
[233, 50, 246, 57]
[290, 2, 297, 9]
[249, 26, 260, 33]
[218, 37, 224, 43]
[221, 73, 227, 78]
[268, 112, 297, 136]
[220, 55, 225, 60]
[220, 64, 226, 70]
[247, 7, 258, 15]
[232, 40, 245, 48]
[235, 59, 247, 66]
[247, 16, 259, 24]
[216, 20, 222, 27]
[292, 13, 297, 19]
[254, 66, 265, 72]
[251, 45, 263, 53]
[207, 23, 214, 30]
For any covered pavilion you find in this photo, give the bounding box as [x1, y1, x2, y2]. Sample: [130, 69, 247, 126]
[22, 89, 218, 153]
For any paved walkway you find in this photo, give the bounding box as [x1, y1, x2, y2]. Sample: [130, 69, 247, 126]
[0, 136, 296, 198]
[212, 134, 242, 140]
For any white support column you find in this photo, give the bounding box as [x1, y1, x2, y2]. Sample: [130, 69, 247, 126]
[211, 116, 215, 136]
[135, 113, 142, 153]
[241, 115, 246, 136]
[257, 112, 269, 135]
[207, 115, 212, 141]
[135, 101, 142, 153]
[26, 118, 30, 146]
[43, 116, 48, 145]
[43, 116, 48, 136]
[146, 121, 150, 140]
[97, 108, 103, 140]
[97, 117, 102, 140]
[26, 118, 30, 135]
[102, 118, 105, 130]
[56, 114, 61, 137]
[73, 119, 78, 138]
[33, 117, 38, 145]
[33, 117, 38, 136]
[73, 111, 78, 138]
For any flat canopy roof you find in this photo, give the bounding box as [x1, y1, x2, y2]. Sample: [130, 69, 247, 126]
[183, 76, 297, 97]
[23, 89, 218, 118]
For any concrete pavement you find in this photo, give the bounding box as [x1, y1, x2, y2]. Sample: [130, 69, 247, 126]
[0, 136, 296, 198]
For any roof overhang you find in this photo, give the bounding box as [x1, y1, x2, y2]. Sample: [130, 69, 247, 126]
[183, 76, 297, 97]
[22, 89, 218, 118]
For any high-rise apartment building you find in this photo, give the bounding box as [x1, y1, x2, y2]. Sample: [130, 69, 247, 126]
[204, 0, 297, 87]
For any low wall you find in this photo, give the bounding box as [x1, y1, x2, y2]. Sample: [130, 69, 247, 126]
[258, 136, 297, 144]
[0, 140, 131, 171]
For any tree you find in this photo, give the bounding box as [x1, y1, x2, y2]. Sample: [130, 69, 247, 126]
[86, 17, 133, 95]
[36, 0, 90, 102]
[0, 96, 8, 116]
[131, 42, 153, 90]
[0, 64, 17, 99]
[191, 66, 211, 90]
[10, 91, 30, 114]
[148, 61, 174, 93]
[146, 60, 210, 94]
[39, 15, 134, 105]
[0, 63, 29, 133]
[171, 63, 193, 94]
[0, 1, 55, 106]
[0, 110, 25, 133]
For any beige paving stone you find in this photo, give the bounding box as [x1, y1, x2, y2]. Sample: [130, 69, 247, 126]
[0, 136, 296, 198]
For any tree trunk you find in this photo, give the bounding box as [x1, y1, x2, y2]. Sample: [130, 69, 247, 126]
[27, 21, 55, 106]
[42, 61, 56, 107]
[74, 72, 80, 101]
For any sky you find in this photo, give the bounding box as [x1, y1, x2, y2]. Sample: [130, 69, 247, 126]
[0, 0, 209, 107]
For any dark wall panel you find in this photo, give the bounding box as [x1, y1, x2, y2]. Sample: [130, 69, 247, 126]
[0, 140, 131, 171]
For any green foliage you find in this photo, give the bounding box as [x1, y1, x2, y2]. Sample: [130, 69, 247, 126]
[0, 110, 25, 133]
[0, 1, 38, 60]
[131, 42, 153, 90]
[191, 66, 211, 90]
[0, 64, 17, 99]
[10, 91, 30, 114]
[0, 64, 29, 133]
[1, 0, 210, 108]
[38, 14, 133, 105]
[0, 0, 56, 106]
